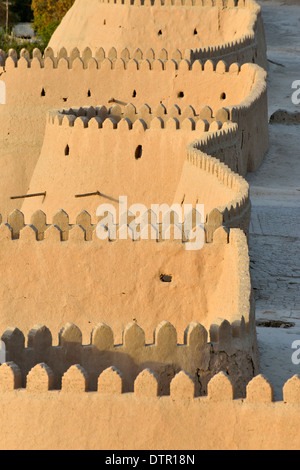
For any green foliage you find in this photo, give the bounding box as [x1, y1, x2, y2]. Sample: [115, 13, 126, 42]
[0, 29, 44, 54]
[32, 16, 60, 45]
[32, 0, 75, 44]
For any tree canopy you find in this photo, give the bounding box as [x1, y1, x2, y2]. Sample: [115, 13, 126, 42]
[31, 0, 75, 44]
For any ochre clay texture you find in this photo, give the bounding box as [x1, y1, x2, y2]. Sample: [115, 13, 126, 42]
[0, 0, 280, 450]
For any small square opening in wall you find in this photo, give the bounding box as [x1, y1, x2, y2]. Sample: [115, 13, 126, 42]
[177, 91, 184, 98]
[160, 274, 172, 283]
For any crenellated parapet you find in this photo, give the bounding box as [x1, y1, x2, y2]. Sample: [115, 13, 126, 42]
[186, 123, 251, 238]
[48, 103, 229, 130]
[42, 0, 266, 70]
[188, 0, 265, 67]
[96, 0, 260, 12]
[2, 362, 300, 408]
[0, 223, 256, 398]
[1, 40, 258, 71]
[0, 312, 255, 397]
[1, 46, 264, 76]
[189, 34, 254, 65]
[0, 189, 248, 244]
[1, 45, 190, 69]
[0, 53, 267, 175]
[0, 0, 273, 450]
[0, 369, 300, 449]
[2, 47, 247, 71]
[228, 64, 268, 172]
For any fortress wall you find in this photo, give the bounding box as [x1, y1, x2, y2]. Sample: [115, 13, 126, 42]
[176, 123, 251, 240]
[47, 0, 256, 60]
[229, 64, 269, 172]
[0, 3, 267, 218]
[19, 107, 237, 223]
[0, 55, 237, 219]
[0, 0, 272, 450]
[1, 54, 260, 113]
[189, 0, 267, 69]
[0, 57, 265, 220]
[0, 370, 299, 450]
[0, 224, 257, 397]
[0, 222, 251, 350]
[0, 308, 255, 397]
[0, 55, 262, 213]
[0, 98, 50, 219]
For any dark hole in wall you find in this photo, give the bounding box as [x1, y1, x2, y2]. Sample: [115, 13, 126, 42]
[41, 88, 46, 97]
[177, 91, 184, 98]
[158, 30, 162, 35]
[135, 145, 142, 160]
[132, 90, 137, 98]
[220, 92, 226, 100]
[65, 145, 70, 156]
[160, 274, 172, 283]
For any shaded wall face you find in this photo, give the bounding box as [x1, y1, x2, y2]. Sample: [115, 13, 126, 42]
[48, 1, 253, 55]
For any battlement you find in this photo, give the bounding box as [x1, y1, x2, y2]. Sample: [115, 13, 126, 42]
[0, 2, 264, 72]
[0, 37, 262, 74]
[189, 34, 254, 63]
[0, 369, 299, 449]
[1, 52, 266, 129]
[0, 51, 267, 220]
[48, 103, 230, 130]
[45, 0, 266, 71]
[1, 54, 265, 127]
[0, 221, 255, 378]
[0, 306, 255, 396]
[229, 64, 267, 119]
[1, 364, 297, 407]
[3, 133, 250, 244]
[0, 208, 237, 243]
[2, 47, 250, 71]
[1, 47, 266, 84]
[182, 123, 250, 238]
[0, 0, 274, 450]
[97, 0, 260, 12]
[1, 45, 189, 69]
[228, 64, 268, 172]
